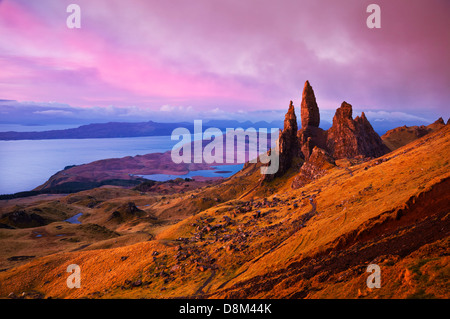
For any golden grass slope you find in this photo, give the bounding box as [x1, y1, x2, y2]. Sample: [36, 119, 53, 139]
[0, 125, 448, 299]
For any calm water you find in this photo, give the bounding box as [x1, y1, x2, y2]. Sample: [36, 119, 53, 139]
[137, 164, 244, 182]
[0, 136, 177, 195]
[65, 213, 83, 224]
[0, 135, 248, 195]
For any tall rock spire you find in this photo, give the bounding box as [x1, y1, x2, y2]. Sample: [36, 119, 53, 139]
[278, 100, 300, 172]
[283, 100, 298, 135]
[298, 81, 327, 159]
[300, 80, 320, 128]
[261, 81, 390, 185]
[262, 101, 300, 181]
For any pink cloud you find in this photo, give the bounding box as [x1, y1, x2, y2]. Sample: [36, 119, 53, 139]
[0, 0, 448, 119]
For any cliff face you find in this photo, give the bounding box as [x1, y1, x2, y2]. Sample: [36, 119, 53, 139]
[354, 111, 391, 157]
[291, 146, 335, 189]
[326, 102, 389, 159]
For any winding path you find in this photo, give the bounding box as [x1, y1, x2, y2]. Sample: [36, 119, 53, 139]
[194, 269, 216, 296]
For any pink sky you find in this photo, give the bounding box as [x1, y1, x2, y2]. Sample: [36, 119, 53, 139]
[0, 0, 449, 121]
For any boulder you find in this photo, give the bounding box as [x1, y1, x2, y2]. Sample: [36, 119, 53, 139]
[292, 147, 335, 189]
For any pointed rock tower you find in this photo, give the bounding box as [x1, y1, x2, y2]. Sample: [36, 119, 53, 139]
[262, 101, 300, 181]
[298, 81, 327, 160]
[300, 80, 320, 128]
[279, 100, 299, 155]
[276, 101, 301, 175]
[260, 80, 390, 185]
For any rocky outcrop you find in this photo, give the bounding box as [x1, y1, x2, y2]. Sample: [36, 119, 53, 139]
[354, 111, 391, 157]
[291, 147, 335, 189]
[278, 101, 300, 160]
[300, 81, 320, 128]
[326, 102, 389, 159]
[381, 117, 447, 151]
[0, 209, 49, 228]
[298, 81, 327, 159]
[262, 101, 301, 181]
[107, 202, 145, 222]
[298, 126, 328, 160]
[262, 81, 391, 185]
[435, 117, 445, 125]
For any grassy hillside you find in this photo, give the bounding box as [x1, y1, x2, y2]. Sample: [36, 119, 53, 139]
[0, 125, 448, 299]
[381, 119, 445, 151]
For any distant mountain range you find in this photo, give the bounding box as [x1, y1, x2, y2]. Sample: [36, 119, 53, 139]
[0, 116, 440, 140]
[0, 120, 284, 140]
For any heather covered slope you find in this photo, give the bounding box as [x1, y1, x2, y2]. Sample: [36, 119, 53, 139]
[0, 124, 448, 299]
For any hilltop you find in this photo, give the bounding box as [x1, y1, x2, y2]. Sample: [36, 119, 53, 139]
[381, 117, 447, 151]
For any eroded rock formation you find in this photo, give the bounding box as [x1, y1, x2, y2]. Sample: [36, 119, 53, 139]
[278, 100, 300, 163]
[261, 81, 390, 186]
[300, 80, 320, 128]
[298, 81, 327, 160]
[262, 101, 301, 181]
[291, 146, 335, 189]
[326, 102, 389, 159]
